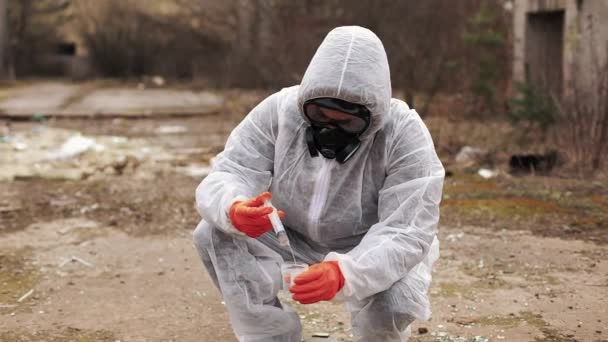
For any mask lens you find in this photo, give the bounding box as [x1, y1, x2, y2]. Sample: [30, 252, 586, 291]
[304, 103, 331, 123]
[304, 103, 367, 134]
[338, 117, 367, 133]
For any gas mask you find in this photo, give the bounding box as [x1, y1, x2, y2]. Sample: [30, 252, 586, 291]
[303, 98, 371, 163]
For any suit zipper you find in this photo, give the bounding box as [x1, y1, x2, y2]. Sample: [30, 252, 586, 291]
[308, 158, 332, 236]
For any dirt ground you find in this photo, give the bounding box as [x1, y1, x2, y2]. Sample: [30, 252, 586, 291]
[1, 109, 607, 341]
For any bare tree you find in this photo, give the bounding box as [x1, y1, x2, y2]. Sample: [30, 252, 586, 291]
[0, 0, 6, 78]
[554, 51, 608, 174]
[72, 0, 512, 96]
[552, 15, 608, 174]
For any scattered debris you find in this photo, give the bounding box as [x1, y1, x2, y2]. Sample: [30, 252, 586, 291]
[47, 135, 104, 161]
[454, 146, 487, 168]
[473, 337, 489, 342]
[0, 304, 17, 308]
[12, 141, 28, 151]
[0, 127, 178, 182]
[17, 289, 34, 303]
[59, 256, 94, 268]
[446, 232, 464, 242]
[477, 168, 497, 179]
[418, 327, 429, 334]
[312, 332, 330, 338]
[152, 76, 165, 87]
[155, 125, 187, 134]
[35, 169, 85, 181]
[110, 136, 128, 144]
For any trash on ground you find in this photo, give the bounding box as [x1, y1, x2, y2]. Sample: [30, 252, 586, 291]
[17, 289, 34, 303]
[59, 256, 94, 268]
[0, 127, 177, 182]
[455, 146, 486, 165]
[155, 125, 188, 134]
[446, 232, 464, 242]
[152, 76, 165, 87]
[12, 141, 28, 151]
[477, 168, 497, 179]
[312, 332, 330, 338]
[47, 135, 104, 160]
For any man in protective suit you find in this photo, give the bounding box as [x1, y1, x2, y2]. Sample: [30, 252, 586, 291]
[193, 26, 444, 341]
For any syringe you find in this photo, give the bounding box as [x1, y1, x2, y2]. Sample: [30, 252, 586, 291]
[263, 199, 291, 248]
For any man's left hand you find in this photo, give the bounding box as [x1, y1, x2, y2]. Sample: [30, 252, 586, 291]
[290, 261, 344, 304]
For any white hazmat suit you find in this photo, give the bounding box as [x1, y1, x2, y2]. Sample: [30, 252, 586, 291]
[193, 26, 444, 341]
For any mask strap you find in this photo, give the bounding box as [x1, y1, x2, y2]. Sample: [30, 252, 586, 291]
[305, 127, 319, 158]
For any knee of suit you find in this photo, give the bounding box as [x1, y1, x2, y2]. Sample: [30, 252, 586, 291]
[353, 290, 416, 332]
[354, 307, 415, 333]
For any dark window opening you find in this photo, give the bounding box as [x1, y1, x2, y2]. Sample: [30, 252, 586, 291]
[56, 42, 76, 56]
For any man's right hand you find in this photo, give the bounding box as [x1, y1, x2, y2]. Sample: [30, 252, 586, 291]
[229, 192, 285, 238]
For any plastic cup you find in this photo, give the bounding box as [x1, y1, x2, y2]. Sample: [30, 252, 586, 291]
[281, 262, 308, 291]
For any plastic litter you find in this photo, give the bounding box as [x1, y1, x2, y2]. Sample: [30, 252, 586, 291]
[446, 232, 464, 242]
[312, 332, 330, 338]
[17, 289, 34, 302]
[455, 146, 487, 168]
[155, 125, 187, 134]
[152, 76, 165, 87]
[478, 168, 497, 179]
[12, 142, 28, 151]
[47, 135, 104, 160]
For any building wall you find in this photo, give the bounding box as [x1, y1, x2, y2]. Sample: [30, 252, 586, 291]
[513, 0, 608, 94]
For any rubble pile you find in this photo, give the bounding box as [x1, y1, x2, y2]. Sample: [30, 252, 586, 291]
[1, 126, 180, 182]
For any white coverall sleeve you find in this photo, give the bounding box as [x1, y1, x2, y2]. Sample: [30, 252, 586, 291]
[195, 93, 279, 235]
[325, 111, 445, 300]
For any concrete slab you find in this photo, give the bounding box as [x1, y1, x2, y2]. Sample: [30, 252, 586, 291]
[64, 88, 224, 116]
[0, 83, 78, 116]
[0, 82, 224, 118]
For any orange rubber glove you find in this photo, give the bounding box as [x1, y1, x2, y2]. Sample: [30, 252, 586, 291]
[290, 261, 345, 304]
[229, 192, 285, 238]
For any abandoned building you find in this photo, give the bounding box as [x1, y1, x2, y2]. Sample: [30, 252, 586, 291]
[513, 0, 608, 96]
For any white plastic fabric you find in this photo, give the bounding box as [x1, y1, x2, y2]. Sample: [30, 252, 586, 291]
[194, 26, 444, 341]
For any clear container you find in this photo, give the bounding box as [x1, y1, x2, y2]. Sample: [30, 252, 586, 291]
[281, 262, 308, 291]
